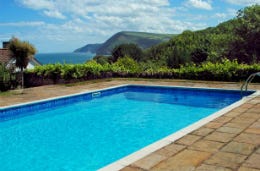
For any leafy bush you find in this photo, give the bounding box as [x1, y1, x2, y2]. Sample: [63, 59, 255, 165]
[112, 56, 141, 74]
[177, 59, 260, 81]
[27, 60, 107, 81]
[191, 48, 208, 64]
[111, 44, 143, 62]
[93, 55, 111, 65]
[0, 63, 17, 91]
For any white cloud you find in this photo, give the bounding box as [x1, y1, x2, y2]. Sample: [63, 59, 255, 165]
[17, 0, 206, 35]
[0, 34, 14, 41]
[225, 0, 260, 6]
[0, 21, 45, 27]
[19, 0, 54, 10]
[43, 10, 66, 19]
[214, 8, 237, 19]
[227, 8, 238, 17]
[215, 13, 227, 19]
[186, 0, 212, 10]
[18, 0, 172, 19]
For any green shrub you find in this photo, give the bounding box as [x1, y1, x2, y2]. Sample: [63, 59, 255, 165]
[0, 63, 17, 91]
[93, 55, 111, 65]
[111, 44, 143, 62]
[26, 59, 260, 87]
[176, 59, 260, 81]
[112, 56, 141, 74]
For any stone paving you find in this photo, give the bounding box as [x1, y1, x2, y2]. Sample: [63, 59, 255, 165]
[0, 78, 259, 171]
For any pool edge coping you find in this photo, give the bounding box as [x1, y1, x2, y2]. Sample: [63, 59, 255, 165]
[0, 84, 130, 110]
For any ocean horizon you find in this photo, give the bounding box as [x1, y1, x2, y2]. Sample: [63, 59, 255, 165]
[35, 52, 95, 64]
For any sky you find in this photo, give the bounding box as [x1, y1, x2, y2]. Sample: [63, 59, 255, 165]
[0, 0, 259, 53]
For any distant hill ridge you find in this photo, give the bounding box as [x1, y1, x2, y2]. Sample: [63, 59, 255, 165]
[74, 31, 175, 55]
[74, 44, 101, 54]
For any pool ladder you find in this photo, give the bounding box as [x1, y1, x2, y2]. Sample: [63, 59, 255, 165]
[241, 72, 260, 94]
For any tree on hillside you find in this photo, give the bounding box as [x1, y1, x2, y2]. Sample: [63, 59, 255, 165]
[93, 55, 112, 65]
[8, 37, 36, 88]
[111, 44, 143, 62]
[191, 48, 208, 64]
[113, 56, 140, 73]
[227, 4, 260, 63]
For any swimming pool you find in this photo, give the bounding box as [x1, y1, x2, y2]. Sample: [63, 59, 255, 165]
[0, 85, 254, 171]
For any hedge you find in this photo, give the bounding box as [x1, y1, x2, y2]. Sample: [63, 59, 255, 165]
[24, 59, 260, 87]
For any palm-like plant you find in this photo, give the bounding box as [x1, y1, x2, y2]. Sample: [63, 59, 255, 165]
[8, 37, 36, 88]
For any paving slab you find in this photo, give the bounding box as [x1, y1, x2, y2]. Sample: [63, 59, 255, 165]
[245, 122, 260, 135]
[240, 113, 260, 120]
[151, 149, 211, 171]
[217, 126, 244, 134]
[238, 167, 260, 171]
[234, 133, 260, 145]
[224, 122, 251, 129]
[132, 153, 166, 170]
[256, 147, 260, 154]
[249, 98, 260, 105]
[221, 141, 257, 155]
[154, 143, 186, 158]
[232, 117, 257, 124]
[231, 107, 249, 113]
[240, 103, 255, 109]
[175, 134, 201, 146]
[245, 128, 260, 135]
[242, 153, 260, 170]
[120, 166, 145, 171]
[247, 107, 260, 114]
[225, 111, 243, 118]
[195, 164, 232, 171]
[191, 127, 215, 136]
[204, 151, 247, 169]
[204, 122, 224, 129]
[204, 131, 236, 143]
[188, 139, 224, 153]
[214, 116, 233, 124]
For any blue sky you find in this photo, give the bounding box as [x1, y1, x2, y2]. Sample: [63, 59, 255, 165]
[0, 0, 259, 53]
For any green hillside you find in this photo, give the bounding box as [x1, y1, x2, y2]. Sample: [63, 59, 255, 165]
[75, 31, 175, 55]
[96, 31, 174, 55]
[145, 19, 238, 67]
[145, 5, 259, 67]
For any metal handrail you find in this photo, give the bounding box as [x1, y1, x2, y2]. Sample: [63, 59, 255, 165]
[241, 72, 260, 94]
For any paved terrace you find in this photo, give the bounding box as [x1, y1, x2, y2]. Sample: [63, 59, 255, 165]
[0, 78, 259, 171]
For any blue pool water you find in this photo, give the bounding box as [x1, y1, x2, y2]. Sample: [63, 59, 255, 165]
[0, 85, 254, 170]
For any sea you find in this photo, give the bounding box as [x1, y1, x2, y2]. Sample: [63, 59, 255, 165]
[35, 52, 95, 65]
